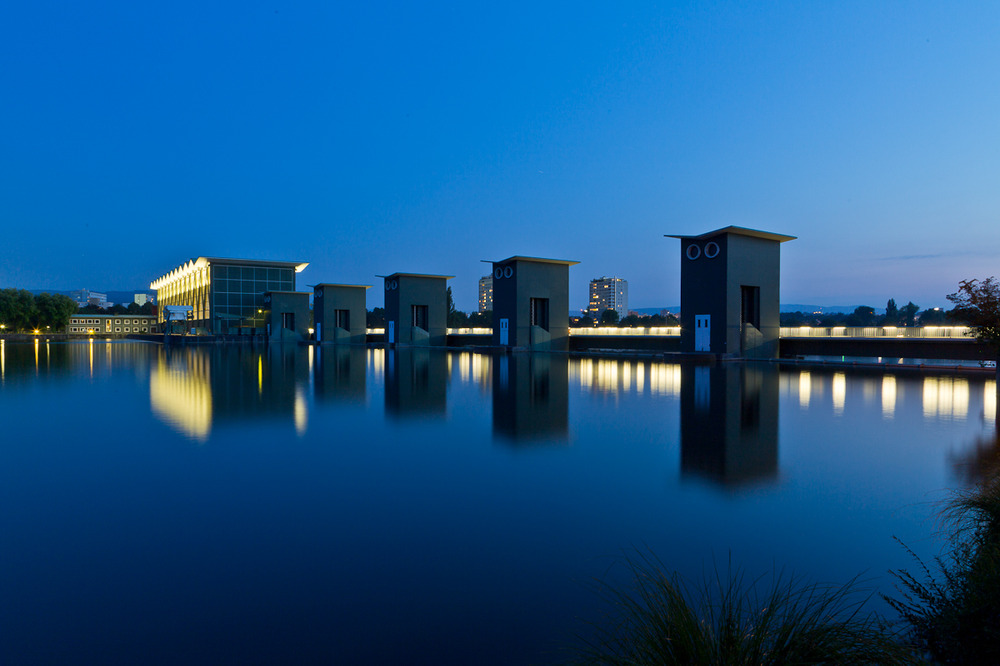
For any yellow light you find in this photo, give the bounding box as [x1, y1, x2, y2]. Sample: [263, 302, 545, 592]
[33, 329, 40, 334]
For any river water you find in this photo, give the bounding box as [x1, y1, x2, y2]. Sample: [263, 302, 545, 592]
[0, 340, 995, 664]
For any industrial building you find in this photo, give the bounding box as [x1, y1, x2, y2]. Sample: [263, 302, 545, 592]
[150, 257, 308, 334]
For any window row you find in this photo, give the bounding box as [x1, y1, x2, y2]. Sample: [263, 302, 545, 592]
[211, 279, 293, 294]
[212, 266, 293, 281]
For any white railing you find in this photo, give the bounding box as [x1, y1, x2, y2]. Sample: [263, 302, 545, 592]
[569, 326, 681, 337]
[362, 326, 971, 340]
[779, 326, 972, 339]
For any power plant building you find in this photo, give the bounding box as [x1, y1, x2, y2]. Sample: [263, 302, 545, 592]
[150, 257, 309, 334]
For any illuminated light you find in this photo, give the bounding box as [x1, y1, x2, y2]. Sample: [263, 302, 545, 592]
[89, 338, 94, 378]
[308, 344, 314, 377]
[578, 358, 593, 389]
[622, 362, 631, 391]
[882, 375, 896, 419]
[635, 362, 644, 393]
[258, 355, 263, 395]
[923, 377, 939, 417]
[149, 354, 212, 442]
[799, 371, 811, 408]
[649, 363, 681, 397]
[832, 373, 846, 415]
[1, 339, 4, 381]
[986, 380, 997, 424]
[294, 386, 308, 436]
[459, 352, 470, 382]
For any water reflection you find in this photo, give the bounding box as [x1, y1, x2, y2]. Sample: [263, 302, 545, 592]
[493, 353, 569, 443]
[680, 364, 779, 486]
[570, 358, 680, 396]
[384, 349, 448, 418]
[314, 346, 367, 404]
[923, 376, 970, 420]
[149, 345, 310, 441]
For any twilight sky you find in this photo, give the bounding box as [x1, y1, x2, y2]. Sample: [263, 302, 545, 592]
[2, 2, 998, 312]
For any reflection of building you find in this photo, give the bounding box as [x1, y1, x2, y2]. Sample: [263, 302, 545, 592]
[149, 345, 310, 441]
[491, 256, 578, 351]
[314, 346, 367, 403]
[150, 257, 308, 334]
[587, 276, 628, 320]
[667, 227, 794, 358]
[679, 364, 779, 485]
[479, 275, 493, 313]
[492, 353, 568, 442]
[66, 314, 158, 335]
[384, 349, 447, 418]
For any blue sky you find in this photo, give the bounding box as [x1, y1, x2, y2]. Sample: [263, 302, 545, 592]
[2, 1, 998, 312]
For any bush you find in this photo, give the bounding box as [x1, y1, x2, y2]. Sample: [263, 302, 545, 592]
[575, 551, 913, 665]
[887, 473, 1000, 664]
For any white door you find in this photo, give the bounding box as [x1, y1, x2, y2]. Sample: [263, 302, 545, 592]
[387, 320, 395, 344]
[695, 314, 711, 351]
[499, 318, 509, 346]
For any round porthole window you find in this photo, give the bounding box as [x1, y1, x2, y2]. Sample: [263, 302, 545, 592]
[315, 289, 323, 298]
[391, 279, 398, 290]
[494, 267, 503, 279]
[686, 244, 701, 260]
[504, 266, 513, 278]
[385, 281, 391, 291]
[704, 241, 720, 258]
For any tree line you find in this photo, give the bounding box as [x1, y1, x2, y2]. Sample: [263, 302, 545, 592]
[780, 298, 949, 327]
[0, 289, 79, 332]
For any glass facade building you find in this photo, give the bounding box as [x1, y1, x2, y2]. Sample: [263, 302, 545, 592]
[150, 257, 308, 334]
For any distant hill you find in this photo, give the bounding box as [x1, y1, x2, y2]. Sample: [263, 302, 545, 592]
[626, 304, 890, 316]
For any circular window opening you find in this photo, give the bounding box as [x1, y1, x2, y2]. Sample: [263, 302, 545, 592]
[504, 266, 513, 278]
[686, 244, 701, 260]
[704, 241, 720, 258]
[494, 267, 503, 279]
[391, 279, 398, 290]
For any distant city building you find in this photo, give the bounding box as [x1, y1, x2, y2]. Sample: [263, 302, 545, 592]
[587, 276, 628, 320]
[66, 314, 158, 335]
[478, 275, 493, 313]
[134, 294, 148, 306]
[70, 289, 110, 309]
[150, 257, 308, 334]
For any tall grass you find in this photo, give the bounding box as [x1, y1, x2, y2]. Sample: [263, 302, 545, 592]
[887, 472, 1000, 664]
[575, 551, 914, 665]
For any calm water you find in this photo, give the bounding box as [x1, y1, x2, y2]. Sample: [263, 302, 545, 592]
[0, 340, 996, 665]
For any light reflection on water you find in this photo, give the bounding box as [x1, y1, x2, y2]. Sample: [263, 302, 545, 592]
[1, 341, 998, 665]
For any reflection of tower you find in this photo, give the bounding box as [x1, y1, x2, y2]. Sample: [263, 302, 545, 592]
[492, 353, 569, 442]
[314, 346, 367, 404]
[384, 349, 447, 418]
[680, 364, 779, 485]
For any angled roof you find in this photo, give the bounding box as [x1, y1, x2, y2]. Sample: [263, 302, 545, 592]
[150, 257, 309, 290]
[378, 273, 454, 280]
[492, 255, 580, 266]
[311, 283, 373, 290]
[665, 226, 796, 243]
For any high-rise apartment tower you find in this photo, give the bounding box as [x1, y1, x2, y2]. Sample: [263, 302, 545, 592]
[587, 276, 628, 321]
[478, 275, 493, 313]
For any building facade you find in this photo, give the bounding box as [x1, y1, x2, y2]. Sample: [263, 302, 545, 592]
[587, 276, 628, 321]
[66, 314, 158, 335]
[70, 289, 111, 309]
[150, 257, 308, 334]
[478, 275, 493, 313]
[491, 256, 578, 351]
[667, 226, 794, 358]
